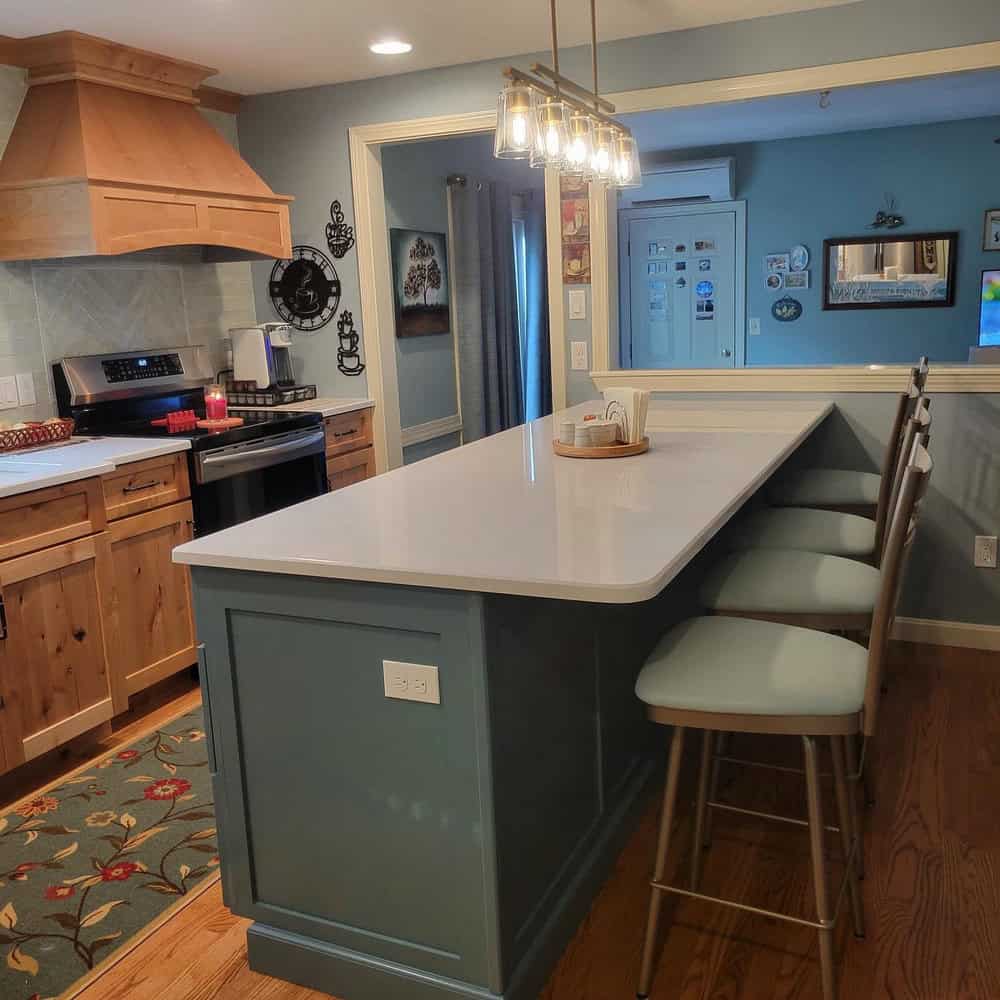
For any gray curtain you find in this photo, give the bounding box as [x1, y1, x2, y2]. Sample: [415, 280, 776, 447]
[449, 177, 523, 442]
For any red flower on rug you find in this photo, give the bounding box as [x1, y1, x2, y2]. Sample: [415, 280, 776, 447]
[116, 750, 140, 760]
[15, 862, 40, 873]
[143, 778, 192, 801]
[15, 795, 59, 818]
[44, 885, 75, 901]
[100, 861, 141, 882]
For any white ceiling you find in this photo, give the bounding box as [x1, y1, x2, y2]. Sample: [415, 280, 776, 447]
[625, 68, 1000, 153]
[2, 0, 854, 95]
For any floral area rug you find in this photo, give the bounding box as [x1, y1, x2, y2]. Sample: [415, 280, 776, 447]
[0, 707, 218, 1000]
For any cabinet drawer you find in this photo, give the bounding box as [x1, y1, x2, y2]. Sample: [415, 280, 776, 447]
[326, 446, 375, 492]
[324, 408, 373, 458]
[102, 452, 191, 520]
[0, 478, 106, 561]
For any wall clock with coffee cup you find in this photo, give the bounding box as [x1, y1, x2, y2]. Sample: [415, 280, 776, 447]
[269, 245, 341, 331]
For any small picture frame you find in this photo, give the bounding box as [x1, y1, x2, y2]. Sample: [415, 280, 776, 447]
[765, 273, 784, 291]
[764, 252, 791, 274]
[784, 271, 810, 290]
[984, 209, 1000, 251]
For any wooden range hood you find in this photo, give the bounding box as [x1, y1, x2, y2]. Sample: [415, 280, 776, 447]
[0, 31, 292, 262]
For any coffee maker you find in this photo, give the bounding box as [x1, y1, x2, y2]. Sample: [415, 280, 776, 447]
[231, 323, 296, 388]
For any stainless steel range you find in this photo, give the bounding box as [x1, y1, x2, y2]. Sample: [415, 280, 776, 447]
[54, 346, 327, 536]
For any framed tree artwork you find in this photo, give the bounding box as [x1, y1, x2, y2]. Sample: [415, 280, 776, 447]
[390, 229, 451, 337]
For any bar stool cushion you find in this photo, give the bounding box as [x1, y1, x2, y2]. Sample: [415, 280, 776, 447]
[730, 507, 877, 558]
[635, 616, 867, 716]
[769, 468, 880, 508]
[700, 548, 880, 615]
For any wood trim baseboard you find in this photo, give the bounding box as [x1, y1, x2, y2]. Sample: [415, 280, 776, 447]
[892, 617, 1000, 652]
[400, 413, 463, 448]
[23, 698, 115, 762]
[589, 366, 1000, 394]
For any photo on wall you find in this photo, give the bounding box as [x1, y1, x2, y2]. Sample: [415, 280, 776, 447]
[390, 228, 451, 337]
[981, 270, 1000, 346]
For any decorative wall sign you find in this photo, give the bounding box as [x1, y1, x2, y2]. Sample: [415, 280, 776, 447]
[772, 296, 803, 322]
[326, 200, 355, 258]
[765, 273, 784, 291]
[868, 194, 904, 230]
[764, 252, 790, 274]
[563, 242, 591, 284]
[561, 174, 591, 285]
[336, 310, 365, 376]
[789, 245, 809, 271]
[784, 271, 810, 290]
[390, 229, 451, 337]
[984, 209, 1000, 251]
[269, 245, 341, 331]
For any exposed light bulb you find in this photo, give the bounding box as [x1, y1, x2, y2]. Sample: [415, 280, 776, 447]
[511, 113, 528, 146]
[545, 124, 562, 158]
[568, 137, 587, 165]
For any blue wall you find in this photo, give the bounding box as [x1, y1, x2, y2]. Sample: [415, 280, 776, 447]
[640, 114, 1000, 365]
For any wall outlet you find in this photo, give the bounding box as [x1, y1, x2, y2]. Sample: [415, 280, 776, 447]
[568, 289, 587, 320]
[15, 373, 36, 406]
[570, 341, 589, 370]
[382, 660, 441, 704]
[0, 376, 18, 410]
[974, 535, 998, 568]
[748, 317, 761, 336]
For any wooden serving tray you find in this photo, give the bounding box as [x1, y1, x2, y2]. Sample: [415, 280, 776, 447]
[196, 417, 245, 430]
[552, 437, 649, 459]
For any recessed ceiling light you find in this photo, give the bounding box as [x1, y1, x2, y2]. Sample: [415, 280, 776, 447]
[370, 40, 412, 55]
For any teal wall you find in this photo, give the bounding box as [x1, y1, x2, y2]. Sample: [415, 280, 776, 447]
[640, 115, 1000, 365]
[238, 0, 1000, 400]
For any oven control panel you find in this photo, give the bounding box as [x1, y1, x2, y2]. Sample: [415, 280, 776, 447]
[101, 353, 184, 383]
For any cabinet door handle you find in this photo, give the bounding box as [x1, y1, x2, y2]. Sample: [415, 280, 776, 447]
[333, 428, 357, 438]
[0, 597, 7, 640]
[123, 479, 163, 494]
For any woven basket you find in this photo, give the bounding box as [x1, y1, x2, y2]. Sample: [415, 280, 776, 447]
[0, 418, 75, 453]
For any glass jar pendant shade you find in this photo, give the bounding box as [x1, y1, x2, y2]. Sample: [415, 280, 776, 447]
[612, 134, 642, 188]
[590, 124, 615, 183]
[495, 83, 536, 159]
[564, 111, 595, 176]
[531, 97, 570, 167]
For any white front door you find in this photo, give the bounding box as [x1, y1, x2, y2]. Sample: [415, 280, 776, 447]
[620, 202, 745, 369]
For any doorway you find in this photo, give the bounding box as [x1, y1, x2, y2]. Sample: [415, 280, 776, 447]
[619, 201, 746, 369]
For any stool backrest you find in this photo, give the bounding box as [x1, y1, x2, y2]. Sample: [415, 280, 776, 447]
[874, 377, 927, 557]
[863, 441, 932, 736]
[878, 396, 931, 563]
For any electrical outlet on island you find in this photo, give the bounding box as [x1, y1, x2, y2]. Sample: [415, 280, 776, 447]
[974, 535, 998, 568]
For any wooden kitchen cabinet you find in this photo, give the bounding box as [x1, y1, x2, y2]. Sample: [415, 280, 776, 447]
[326, 447, 376, 492]
[0, 535, 116, 773]
[102, 451, 190, 521]
[106, 501, 197, 712]
[0, 477, 106, 561]
[324, 408, 373, 459]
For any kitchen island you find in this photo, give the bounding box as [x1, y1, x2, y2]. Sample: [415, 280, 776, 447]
[173, 399, 832, 1000]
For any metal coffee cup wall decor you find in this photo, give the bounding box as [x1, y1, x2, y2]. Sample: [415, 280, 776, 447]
[336, 310, 365, 376]
[326, 200, 355, 259]
[269, 246, 341, 331]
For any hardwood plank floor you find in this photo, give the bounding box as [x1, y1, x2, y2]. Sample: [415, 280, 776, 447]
[9, 643, 999, 999]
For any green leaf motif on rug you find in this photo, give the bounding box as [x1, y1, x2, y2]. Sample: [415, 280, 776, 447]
[0, 708, 216, 1000]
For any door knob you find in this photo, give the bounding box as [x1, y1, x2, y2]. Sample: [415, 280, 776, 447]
[721, 348, 732, 358]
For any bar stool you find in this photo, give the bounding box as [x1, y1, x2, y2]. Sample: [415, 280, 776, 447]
[766, 358, 927, 523]
[634, 445, 932, 1000]
[699, 400, 930, 630]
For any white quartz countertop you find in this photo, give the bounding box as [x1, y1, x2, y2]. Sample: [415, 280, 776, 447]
[173, 400, 832, 603]
[0, 437, 190, 499]
[229, 397, 374, 418]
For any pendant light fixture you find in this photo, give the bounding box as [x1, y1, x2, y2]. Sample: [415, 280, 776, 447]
[495, 0, 640, 189]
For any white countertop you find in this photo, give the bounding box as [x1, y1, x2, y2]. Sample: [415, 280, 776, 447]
[230, 397, 374, 418]
[173, 400, 832, 604]
[0, 437, 190, 499]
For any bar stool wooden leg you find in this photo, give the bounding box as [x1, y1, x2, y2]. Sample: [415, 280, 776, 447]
[803, 735, 837, 1000]
[691, 729, 714, 890]
[843, 736, 866, 880]
[637, 725, 686, 999]
[831, 736, 865, 938]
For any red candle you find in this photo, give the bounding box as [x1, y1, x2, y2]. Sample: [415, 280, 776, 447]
[205, 385, 228, 421]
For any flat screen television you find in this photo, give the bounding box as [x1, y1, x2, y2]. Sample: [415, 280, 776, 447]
[981, 270, 1000, 346]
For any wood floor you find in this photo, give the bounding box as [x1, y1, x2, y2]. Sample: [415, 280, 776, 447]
[4, 643, 998, 1000]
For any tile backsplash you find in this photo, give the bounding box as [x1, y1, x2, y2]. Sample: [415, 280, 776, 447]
[0, 66, 257, 423]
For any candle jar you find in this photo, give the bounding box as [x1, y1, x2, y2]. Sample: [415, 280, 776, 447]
[204, 384, 228, 421]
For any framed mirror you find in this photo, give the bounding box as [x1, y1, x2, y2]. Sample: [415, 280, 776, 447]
[822, 232, 957, 310]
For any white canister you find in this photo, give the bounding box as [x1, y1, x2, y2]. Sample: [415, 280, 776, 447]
[558, 420, 576, 445]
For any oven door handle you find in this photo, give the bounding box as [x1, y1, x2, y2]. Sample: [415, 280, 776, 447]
[195, 428, 325, 483]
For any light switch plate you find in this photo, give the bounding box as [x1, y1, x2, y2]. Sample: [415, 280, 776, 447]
[15, 373, 36, 406]
[382, 660, 441, 704]
[974, 535, 998, 568]
[748, 317, 761, 336]
[0, 376, 18, 410]
[568, 289, 587, 320]
[570, 341, 589, 370]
